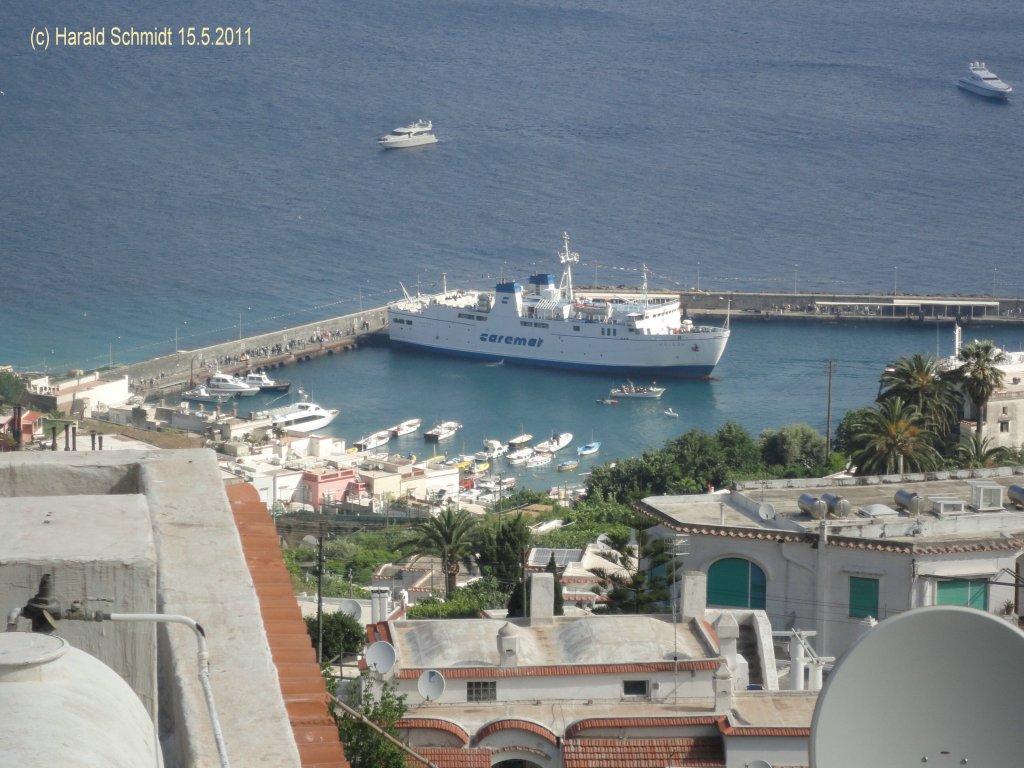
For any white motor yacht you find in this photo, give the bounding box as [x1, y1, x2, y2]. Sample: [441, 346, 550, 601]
[206, 372, 261, 396]
[957, 62, 1012, 100]
[378, 119, 438, 149]
[268, 401, 339, 433]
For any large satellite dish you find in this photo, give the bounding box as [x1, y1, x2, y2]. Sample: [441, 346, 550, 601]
[339, 599, 362, 621]
[364, 641, 397, 675]
[810, 606, 1024, 767]
[757, 503, 776, 521]
[417, 669, 445, 702]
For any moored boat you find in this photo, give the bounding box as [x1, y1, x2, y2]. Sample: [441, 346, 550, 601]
[389, 418, 422, 437]
[525, 453, 553, 468]
[507, 433, 533, 447]
[664, 407, 679, 417]
[266, 400, 339, 433]
[535, 432, 573, 453]
[425, 420, 463, 441]
[387, 232, 730, 377]
[206, 372, 261, 397]
[577, 441, 601, 456]
[558, 458, 580, 471]
[181, 386, 232, 404]
[355, 429, 393, 451]
[243, 371, 291, 393]
[506, 447, 535, 465]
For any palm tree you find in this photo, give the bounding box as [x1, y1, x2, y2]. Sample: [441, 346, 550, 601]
[849, 397, 942, 476]
[409, 508, 478, 597]
[955, 432, 1009, 469]
[949, 340, 1007, 436]
[878, 353, 957, 438]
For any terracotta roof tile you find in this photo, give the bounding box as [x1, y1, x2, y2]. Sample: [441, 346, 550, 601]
[562, 737, 725, 767]
[229, 484, 349, 768]
[395, 660, 719, 680]
[396, 718, 470, 745]
[565, 717, 724, 739]
[476, 719, 558, 745]
[403, 747, 492, 768]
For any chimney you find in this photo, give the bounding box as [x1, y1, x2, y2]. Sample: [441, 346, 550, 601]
[370, 586, 390, 624]
[714, 613, 740, 671]
[497, 622, 519, 667]
[529, 572, 555, 625]
[713, 661, 734, 713]
[679, 570, 707, 621]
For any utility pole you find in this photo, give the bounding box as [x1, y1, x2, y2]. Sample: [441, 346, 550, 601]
[316, 521, 325, 664]
[825, 360, 835, 457]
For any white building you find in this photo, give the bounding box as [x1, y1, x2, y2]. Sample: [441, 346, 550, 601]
[372, 573, 819, 768]
[639, 469, 1024, 662]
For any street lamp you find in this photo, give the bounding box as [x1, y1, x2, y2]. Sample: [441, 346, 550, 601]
[696, 261, 701, 292]
[893, 265, 898, 296]
[793, 263, 798, 295]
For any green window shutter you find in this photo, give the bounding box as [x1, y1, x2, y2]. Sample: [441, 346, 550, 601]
[849, 576, 879, 618]
[707, 558, 749, 608]
[937, 579, 970, 606]
[968, 580, 988, 609]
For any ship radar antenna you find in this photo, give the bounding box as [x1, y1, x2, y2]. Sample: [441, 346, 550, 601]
[559, 232, 580, 302]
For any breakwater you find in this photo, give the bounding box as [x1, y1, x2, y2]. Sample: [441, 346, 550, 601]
[117, 307, 388, 401]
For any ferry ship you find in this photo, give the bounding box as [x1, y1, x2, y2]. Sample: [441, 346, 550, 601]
[387, 233, 730, 377]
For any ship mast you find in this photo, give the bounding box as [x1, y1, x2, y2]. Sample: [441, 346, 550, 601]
[559, 232, 579, 302]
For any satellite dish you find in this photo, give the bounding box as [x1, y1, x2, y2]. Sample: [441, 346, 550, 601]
[810, 606, 1024, 767]
[757, 503, 776, 521]
[364, 641, 397, 675]
[748, 761, 773, 768]
[339, 599, 362, 621]
[417, 669, 445, 702]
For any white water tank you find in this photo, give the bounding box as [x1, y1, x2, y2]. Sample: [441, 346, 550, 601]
[821, 492, 852, 518]
[798, 493, 827, 519]
[0, 632, 162, 766]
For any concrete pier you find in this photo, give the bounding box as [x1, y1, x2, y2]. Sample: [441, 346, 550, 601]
[117, 306, 389, 402]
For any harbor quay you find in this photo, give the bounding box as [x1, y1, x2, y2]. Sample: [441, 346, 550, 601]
[118, 306, 389, 402]
[682, 289, 1024, 324]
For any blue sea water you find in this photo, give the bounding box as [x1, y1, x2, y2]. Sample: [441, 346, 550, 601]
[2, 1, 1024, 487]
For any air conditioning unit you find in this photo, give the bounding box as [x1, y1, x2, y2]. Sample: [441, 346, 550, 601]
[929, 496, 965, 517]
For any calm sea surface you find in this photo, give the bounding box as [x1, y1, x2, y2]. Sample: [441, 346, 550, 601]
[2, 1, 1024, 487]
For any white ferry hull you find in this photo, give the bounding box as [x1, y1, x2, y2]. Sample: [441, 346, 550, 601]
[389, 310, 728, 377]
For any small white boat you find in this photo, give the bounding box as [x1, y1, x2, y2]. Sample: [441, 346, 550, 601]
[535, 432, 573, 453]
[389, 418, 422, 437]
[525, 453, 553, 468]
[957, 61, 1012, 100]
[378, 119, 438, 148]
[424, 420, 462, 441]
[355, 429, 393, 451]
[507, 433, 533, 447]
[181, 386, 231, 404]
[206, 372, 261, 397]
[475, 439, 509, 461]
[243, 371, 290, 392]
[577, 441, 601, 456]
[611, 380, 666, 399]
[664, 407, 679, 418]
[506, 447, 535, 465]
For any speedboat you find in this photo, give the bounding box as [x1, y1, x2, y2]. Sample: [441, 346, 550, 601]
[267, 400, 339, 433]
[243, 371, 290, 393]
[378, 119, 438, 149]
[664, 407, 679, 418]
[957, 62, 1012, 100]
[206, 372, 261, 397]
